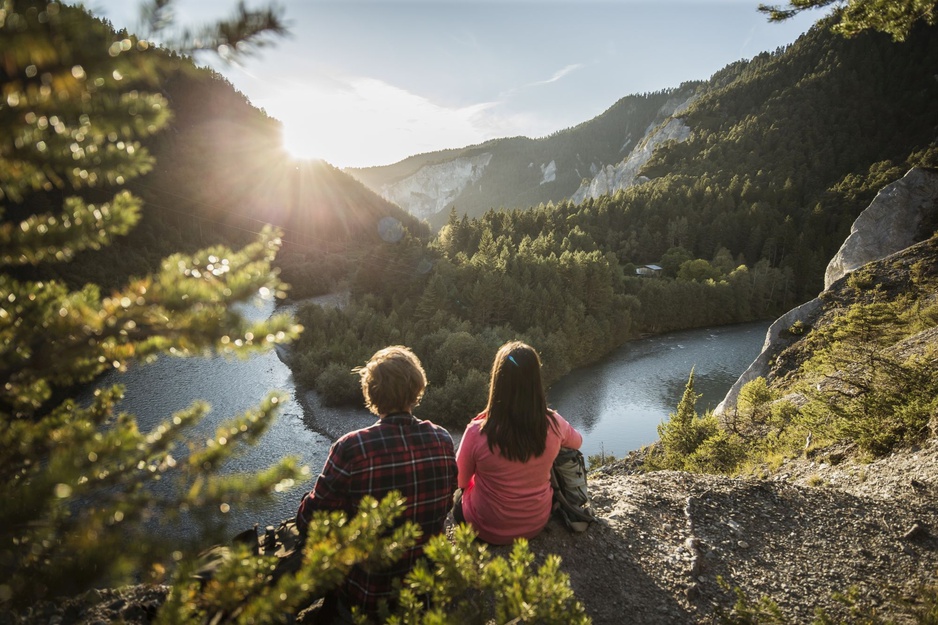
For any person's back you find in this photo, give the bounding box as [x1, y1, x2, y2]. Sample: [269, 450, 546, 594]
[296, 346, 457, 617]
[454, 342, 582, 545]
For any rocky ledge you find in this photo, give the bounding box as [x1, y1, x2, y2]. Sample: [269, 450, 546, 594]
[523, 438, 938, 624]
[10, 438, 937, 625]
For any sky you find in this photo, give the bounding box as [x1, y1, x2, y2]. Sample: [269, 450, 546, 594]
[85, 0, 823, 169]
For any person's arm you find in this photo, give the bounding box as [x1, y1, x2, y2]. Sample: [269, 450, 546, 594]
[455, 426, 476, 490]
[554, 411, 583, 450]
[296, 441, 352, 534]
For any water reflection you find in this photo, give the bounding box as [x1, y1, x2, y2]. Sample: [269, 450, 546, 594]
[549, 322, 768, 460]
[78, 296, 330, 535]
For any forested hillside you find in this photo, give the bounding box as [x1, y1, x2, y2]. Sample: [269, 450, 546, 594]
[289, 19, 938, 426]
[349, 88, 696, 228]
[14, 43, 426, 297]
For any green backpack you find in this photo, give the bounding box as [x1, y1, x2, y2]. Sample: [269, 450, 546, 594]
[550, 447, 595, 532]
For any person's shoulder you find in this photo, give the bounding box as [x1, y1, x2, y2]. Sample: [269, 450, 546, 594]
[548, 409, 568, 424]
[459, 413, 484, 435]
[335, 421, 381, 447]
[416, 417, 453, 438]
[549, 410, 577, 432]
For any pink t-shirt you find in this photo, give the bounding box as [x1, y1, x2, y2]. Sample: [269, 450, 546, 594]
[456, 411, 582, 545]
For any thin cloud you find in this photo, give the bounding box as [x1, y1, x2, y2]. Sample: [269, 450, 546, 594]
[530, 63, 585, 87]
[498, 62, 586, 101]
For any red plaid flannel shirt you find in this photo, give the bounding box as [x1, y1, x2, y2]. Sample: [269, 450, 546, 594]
[296, 412, 457, 614]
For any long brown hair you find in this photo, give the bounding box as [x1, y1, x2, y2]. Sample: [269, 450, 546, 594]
[479, 341, 558, 462]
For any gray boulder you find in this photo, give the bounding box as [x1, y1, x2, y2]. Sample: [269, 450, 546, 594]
[825, 167, 938, 289]
[717, 167, 938, 415]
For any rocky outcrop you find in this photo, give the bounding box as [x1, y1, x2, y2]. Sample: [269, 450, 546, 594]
[570, 94, 696, 204]
[379, 153, 493, 221]
[715, 297, 822, 415]
[717, 167, 938, 415]
[825, 167, 938, 289]
[539, 160, 557, 185]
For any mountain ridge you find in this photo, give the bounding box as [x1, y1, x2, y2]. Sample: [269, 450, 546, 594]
[346, 86, 699, 228]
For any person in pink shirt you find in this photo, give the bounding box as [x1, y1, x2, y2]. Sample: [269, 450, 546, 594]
[454, 341, 583, 545]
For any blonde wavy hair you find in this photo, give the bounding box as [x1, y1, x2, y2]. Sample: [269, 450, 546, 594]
[355, 345, 427, 416]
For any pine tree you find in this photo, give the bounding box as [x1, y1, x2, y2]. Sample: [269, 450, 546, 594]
[1, 4, 590, 622]
[0, 0, 303, 606]
[758, 0, 938, 42]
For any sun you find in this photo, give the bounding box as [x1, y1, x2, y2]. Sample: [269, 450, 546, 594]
[267, 85, 365, 166]
[280, 119, 324, 161]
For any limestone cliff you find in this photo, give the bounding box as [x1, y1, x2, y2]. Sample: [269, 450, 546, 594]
[825, 167, 938, 289]
[345, 88, 698, 228]
[570, 95, 696, 204]
[717, 167, 938, 415]
[379, 153, 493, 222]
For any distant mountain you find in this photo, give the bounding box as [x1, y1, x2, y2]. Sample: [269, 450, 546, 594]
[346, 88, 699, 229]
[27, 46, 425, 296]
[348, 21, 938, 237]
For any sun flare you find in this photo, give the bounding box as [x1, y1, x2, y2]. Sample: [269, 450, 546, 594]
[264, 77, 501, 169]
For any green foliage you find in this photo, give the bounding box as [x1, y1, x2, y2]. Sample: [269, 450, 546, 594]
[715, 577, 787, 624]
[800, 297, 938, 456]
[647, 370, 746, 473]
[758, 0, 938, 42]
[659, 368, 708, 457]
[729, 377, 778, 435]
[157, 494, 420, 625]
[0, 0, 301, 608]
[678, 258, 722, 282]
[684, 425, 747, 474]
[677, 236, 938, 477]
[389, 524, 591, 625]
[719, 577, 938, 624]
[587, 446, 617, 470]
[291, 204, 794, 423]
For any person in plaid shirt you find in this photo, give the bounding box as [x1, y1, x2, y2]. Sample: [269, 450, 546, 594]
[296, 345, 457, 620]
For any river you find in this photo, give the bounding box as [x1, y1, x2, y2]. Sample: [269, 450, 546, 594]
[549, 321, 769, 460]
[82, 296, 768, 532]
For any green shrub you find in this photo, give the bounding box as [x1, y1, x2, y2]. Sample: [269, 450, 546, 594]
[686, 423, 746, 474]
[315, 361, 362, 405]
[391, 525, 591, 625]
[588, 447, 618, 469]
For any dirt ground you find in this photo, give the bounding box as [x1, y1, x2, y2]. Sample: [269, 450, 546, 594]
[520, 438, 938, 624]
[7, 438, 938, 625]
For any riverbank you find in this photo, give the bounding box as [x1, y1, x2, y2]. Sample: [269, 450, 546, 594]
[278, 306, 769, 458]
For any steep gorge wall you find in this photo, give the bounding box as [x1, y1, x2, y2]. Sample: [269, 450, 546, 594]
[570, 95, 696, 204]
[716, 167, 938, 414]
[353, 90, 696, 225]
[379, 153, 494, 222]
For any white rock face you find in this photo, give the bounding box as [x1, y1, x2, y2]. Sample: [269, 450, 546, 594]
[380, 153, 493, 221]
[824, 167, 938, 289]
[540, 160, 557, 185]
[715, 298, 822, 416]
[716, 167, 938, 415]
[570, 94, 696, 204]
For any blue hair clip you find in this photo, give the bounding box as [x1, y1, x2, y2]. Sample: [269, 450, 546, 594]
[507, 355, 519, 367]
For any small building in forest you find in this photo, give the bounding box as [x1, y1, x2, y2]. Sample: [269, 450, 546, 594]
[636, 264, 663, 277]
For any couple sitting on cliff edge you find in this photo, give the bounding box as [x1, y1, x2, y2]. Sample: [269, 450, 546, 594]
[295, 341, 583, 622]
